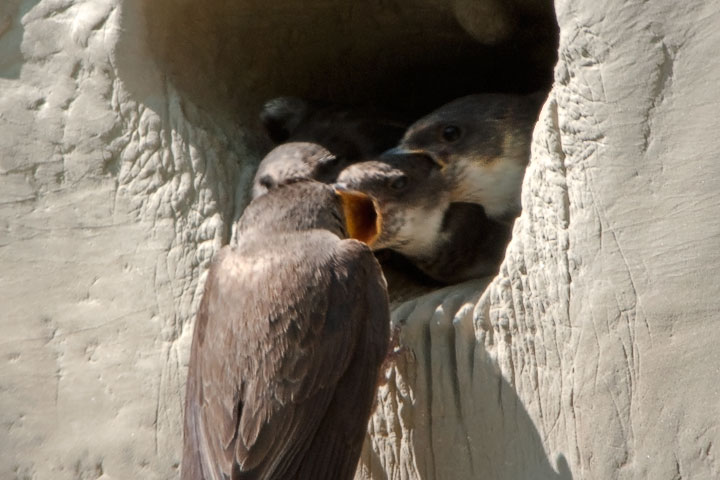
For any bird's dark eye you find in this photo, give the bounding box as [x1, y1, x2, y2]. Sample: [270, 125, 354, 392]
[390, 175, 408, 191]
[258, 174, 275, 189]
[441, 125, 462, 142]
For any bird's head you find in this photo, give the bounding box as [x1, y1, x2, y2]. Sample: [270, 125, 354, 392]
[390, 93, 543, 171]
[335, 154, 450, 257]
[240, 179, 382, 246]
[390, 95, 510, 170]
[251, 142, 346, 199]
[386, 93, 545, 220]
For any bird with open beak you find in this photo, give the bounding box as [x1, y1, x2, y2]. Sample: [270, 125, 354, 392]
[336, 153, 511, 284]
[386, 92, 545, 223]
[182, 179, 389, 480]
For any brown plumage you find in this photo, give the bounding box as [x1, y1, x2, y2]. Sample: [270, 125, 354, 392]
[251, 142, 338, 199]
[181, 180, 390, 480]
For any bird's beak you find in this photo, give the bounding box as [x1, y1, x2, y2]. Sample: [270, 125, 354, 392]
[382, 146, 447, 168]
[382, 146, 420, 156]
[333, 185, 382, 247]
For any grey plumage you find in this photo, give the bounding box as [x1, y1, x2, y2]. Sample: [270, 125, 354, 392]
[337, 154, 511, 284]
[390, 92, 544, 221]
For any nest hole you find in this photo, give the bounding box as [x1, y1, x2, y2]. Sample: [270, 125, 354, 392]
[141, 0, 558, 124]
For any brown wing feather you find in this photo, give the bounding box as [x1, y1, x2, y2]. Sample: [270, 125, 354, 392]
[181, 233, 389, 480]
[294, 241, 390, 479]
[182, 247, 239, 480]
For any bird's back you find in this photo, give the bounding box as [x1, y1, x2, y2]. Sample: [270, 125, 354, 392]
[182, 229, 389, 480]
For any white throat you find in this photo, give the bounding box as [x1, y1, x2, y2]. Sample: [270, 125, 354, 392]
[391, 205, 447, 259]
[460, 159, 525, 218]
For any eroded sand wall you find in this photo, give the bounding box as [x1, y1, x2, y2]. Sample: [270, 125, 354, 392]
[1, 1, 718, 479]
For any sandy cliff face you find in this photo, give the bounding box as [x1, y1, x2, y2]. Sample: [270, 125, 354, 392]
[358, 1, 720, 478]
[0, 2, 253, 478]
[1, 1, 719, 479]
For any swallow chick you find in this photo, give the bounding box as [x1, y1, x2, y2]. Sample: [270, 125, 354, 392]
[337, 154, 511, 284]
[389, 92, 545, 222]
[260, 95, 408, 157]
[182, 180, 390, 480]
[252, 97, 408, 199]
